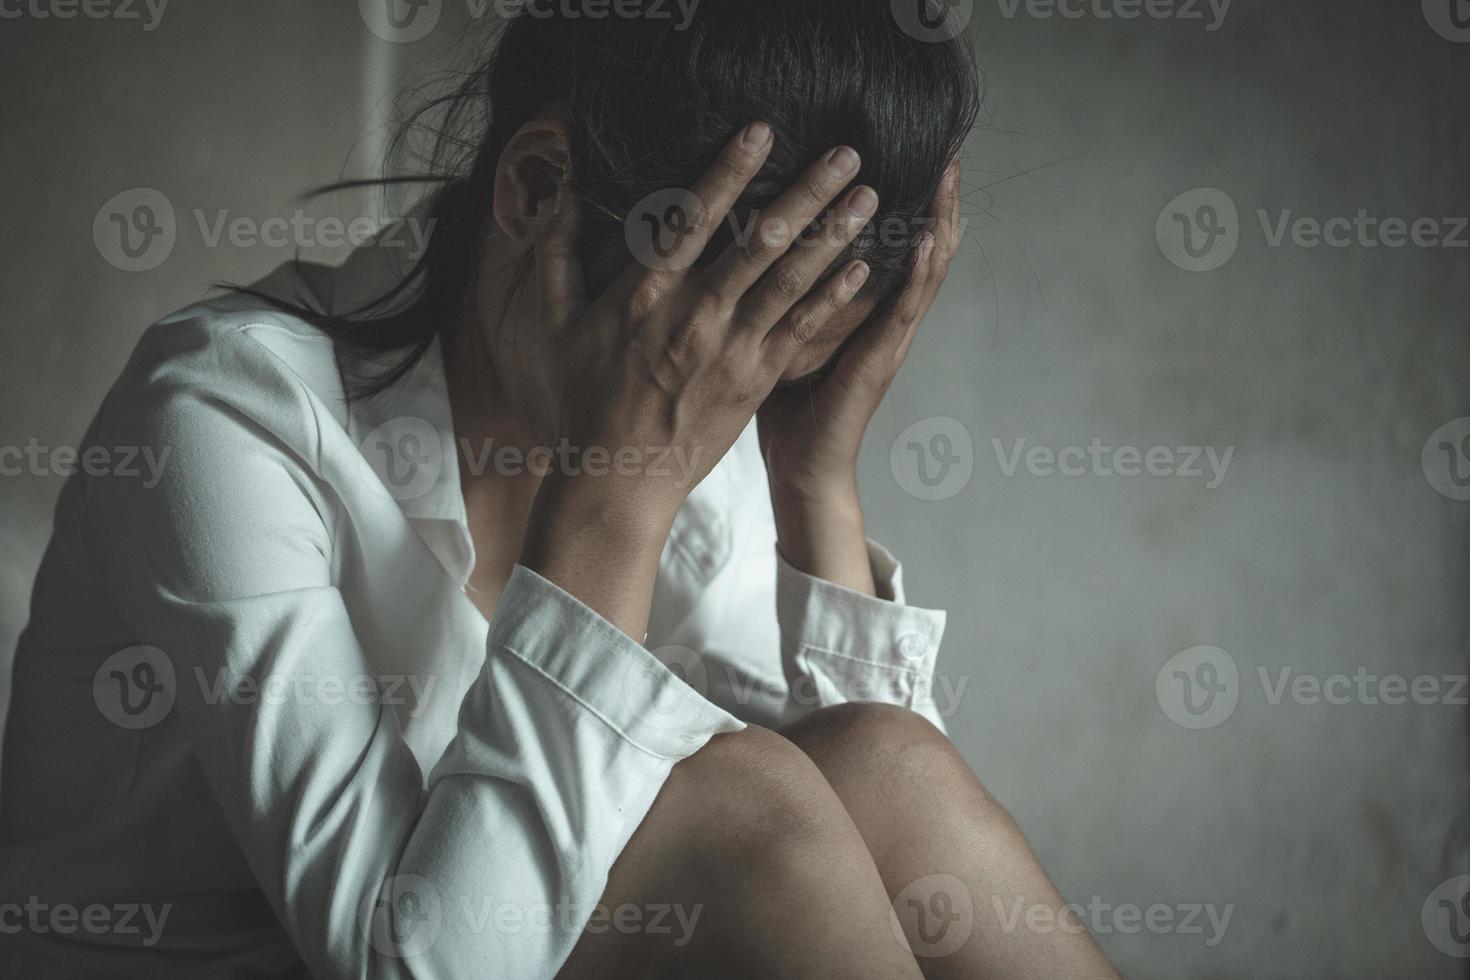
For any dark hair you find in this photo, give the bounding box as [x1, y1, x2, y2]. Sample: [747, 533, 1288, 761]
[244, 0, 981, 397]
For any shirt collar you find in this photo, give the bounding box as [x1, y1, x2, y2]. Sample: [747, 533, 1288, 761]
[315, 224, 475, 581]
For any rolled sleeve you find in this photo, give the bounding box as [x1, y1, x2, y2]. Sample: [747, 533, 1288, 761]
[775, 541, 950, 730]
[481, 564, 746, 761]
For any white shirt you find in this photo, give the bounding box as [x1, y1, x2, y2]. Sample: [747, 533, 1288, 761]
[0, 238, 948, 979]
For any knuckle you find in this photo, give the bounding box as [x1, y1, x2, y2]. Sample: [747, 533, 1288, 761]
[627, 279, 666, 321]
[787, 308, 822, 346]
[682, 198, 716, 238]
[716, 151, 750, 184]
[799, 177, 831, 211]
[663, 323, 701, 368]
[715, 356, 757, 400]
[752, 215, 791, 256]
[691, 284, 726, 318]
[772, 264, 808, 301]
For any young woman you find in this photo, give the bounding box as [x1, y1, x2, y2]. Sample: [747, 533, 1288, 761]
[1, 2, 1122, 978]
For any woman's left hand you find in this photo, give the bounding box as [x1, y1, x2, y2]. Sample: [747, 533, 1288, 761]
[757, 160, 963, 595]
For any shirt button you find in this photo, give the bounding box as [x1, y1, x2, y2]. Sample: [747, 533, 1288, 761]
[898, 633, 928, 661]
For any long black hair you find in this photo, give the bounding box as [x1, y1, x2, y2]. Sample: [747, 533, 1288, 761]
[244, 0, 981, 397]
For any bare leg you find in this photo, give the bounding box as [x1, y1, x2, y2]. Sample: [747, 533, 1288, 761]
[782, 703, 1123, 980]
[556, 724, 925, 980]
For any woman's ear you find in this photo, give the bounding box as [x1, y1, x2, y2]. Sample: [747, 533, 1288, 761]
[492, 118, 571, 244]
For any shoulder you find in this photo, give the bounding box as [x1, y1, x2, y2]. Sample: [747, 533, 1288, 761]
[103, 264, 349, 455]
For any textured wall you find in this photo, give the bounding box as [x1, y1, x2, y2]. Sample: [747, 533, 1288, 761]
[1, 1, 1466, 977]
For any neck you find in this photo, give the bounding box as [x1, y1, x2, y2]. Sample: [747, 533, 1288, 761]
[441, 222, 542, 456]
[440, 243, 545, 530]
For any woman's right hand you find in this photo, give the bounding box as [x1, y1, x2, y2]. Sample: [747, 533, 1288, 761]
[518, 122, 881, 636]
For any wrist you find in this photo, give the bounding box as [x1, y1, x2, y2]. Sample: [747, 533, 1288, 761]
[519, 471, 682, 639]
[770, 481, 875, 596]
[528, 469, 683, 550]
[769, 467, 861, 518]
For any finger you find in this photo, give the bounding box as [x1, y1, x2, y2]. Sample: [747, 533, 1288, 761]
[848, 232, 937, 370]
[763, 259, 872, 368]
[705, 145, 864, 299]
[932, 157, 964, 261]
[633, 122, 776, 276]
[742, 184, 879, 333]
[893, 248, 941, 366]
[534, 178, 587, 325]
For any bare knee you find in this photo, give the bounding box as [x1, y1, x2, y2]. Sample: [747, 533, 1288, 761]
[660, 725, 854, 858]
[782, 703, 1005, 818]
[784, 701, 946, 752]
[563, 726, 911, 980]
[783, 702, 955, 767]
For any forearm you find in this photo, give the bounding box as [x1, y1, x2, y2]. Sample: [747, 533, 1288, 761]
[519, 472, 680, 639]
[770, 481, 878, 598]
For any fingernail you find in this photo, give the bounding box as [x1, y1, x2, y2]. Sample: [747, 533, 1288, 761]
[843, 261, 871, 293]
[826, 146, 860, 178]
[743, 122, 772, 151]
[847, 186, 879, 218]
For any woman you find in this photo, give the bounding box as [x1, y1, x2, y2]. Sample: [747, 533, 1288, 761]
[1, 2, 1122, 978]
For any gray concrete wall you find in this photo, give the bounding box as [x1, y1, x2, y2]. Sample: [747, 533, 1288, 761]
[1, 1, 1466, 977]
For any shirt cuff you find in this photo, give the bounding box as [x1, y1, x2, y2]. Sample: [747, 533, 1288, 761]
[775, 540, 949, 703]
[488, 564, 745, 759]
